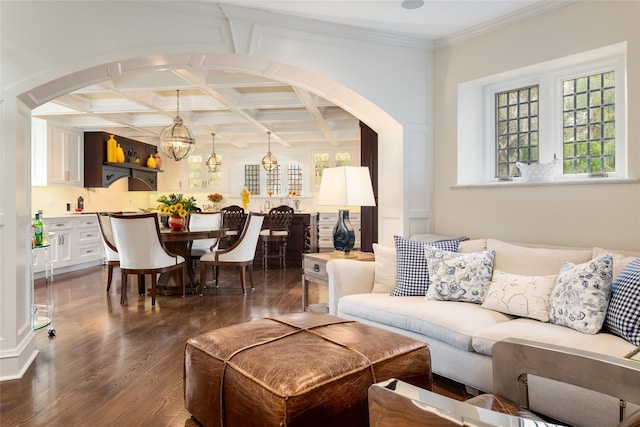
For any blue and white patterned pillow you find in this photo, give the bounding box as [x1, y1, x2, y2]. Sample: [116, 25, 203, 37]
[390, 236, 460, 296]
[424, 246, 496, 304]
[548, 255, 613, 334]
[604, 258, 640, 345]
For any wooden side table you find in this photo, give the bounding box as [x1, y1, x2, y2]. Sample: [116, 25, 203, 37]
[302, 251, 374, 312]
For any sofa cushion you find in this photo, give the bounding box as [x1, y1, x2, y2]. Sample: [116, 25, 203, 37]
[372, 243, 397, 293]
[604, 258, 640, 346]
[481, 270, 557, 322]
[548, 255, 613, 334]
[593, 247, 638, 282]
[472, 318, 636, 357]
[487, 239, 592, 276]
[337, 293, 512, 352]
[425, 247, 495, 304]
[458, 239, 488, 253]
[391, 236, 460, 296]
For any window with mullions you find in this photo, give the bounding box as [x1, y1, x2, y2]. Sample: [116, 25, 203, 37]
[562, 71, 615, 175]
[495, 85, 539, 178]
[266, 165, 281, 195]
[287, 164, 303, 195]
[244, 165, 260, 195]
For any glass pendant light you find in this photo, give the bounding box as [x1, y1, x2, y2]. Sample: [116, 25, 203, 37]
[160, 89, 196, 161]
[205, 132, 222, 172]
[261, 131, 277, 171]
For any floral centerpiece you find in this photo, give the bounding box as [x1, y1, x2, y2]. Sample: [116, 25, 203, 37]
[157, 193, 197, 230]
[157, 193, 197, 217]
[208, 193, 223, 203]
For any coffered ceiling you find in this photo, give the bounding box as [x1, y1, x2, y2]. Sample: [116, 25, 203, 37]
[31, 0, 551, 151]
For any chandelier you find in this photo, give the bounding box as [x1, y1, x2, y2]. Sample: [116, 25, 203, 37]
[205, 133, 222, 172]
[160, 90, 196, 161]
[261, 131, 277, 171]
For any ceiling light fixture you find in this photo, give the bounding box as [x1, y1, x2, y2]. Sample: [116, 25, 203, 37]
[401, 0, 424, 9]
[205, 132, 222, 172]
[261, 131, 277, 171]
[160, 89, 196, 161]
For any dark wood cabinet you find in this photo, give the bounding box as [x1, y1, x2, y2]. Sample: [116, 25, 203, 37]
[254, 213, 311, 268]
[84, 131, 159, 191]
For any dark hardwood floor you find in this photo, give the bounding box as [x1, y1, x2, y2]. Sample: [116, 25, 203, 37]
[0, 263, 469, 426]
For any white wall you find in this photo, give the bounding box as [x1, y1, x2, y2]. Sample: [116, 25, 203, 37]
[0, 1, 434, 378]
[433, 0, 640, 250]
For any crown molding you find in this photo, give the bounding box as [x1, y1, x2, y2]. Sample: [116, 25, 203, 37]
[434, 0, 573, 50]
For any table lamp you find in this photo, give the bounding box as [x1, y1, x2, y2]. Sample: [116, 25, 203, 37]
[317, 166, 376, 256]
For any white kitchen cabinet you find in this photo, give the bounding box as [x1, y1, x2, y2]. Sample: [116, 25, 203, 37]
[186, 153, 220, 190]
[32, 119, 83, 187]
[74, 216, 102, 264]
[41, 216, 102, 274]
[157, 154, 183, 191]
[47, 218, 73, 268]
[312, 150, 358, 187]
[158, 152, 223, 192]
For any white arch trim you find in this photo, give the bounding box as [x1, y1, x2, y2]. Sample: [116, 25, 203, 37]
[18, 53, 401, 135]
[17, 53, 404, 246]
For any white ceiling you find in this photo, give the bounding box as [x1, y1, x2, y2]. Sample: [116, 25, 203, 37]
[32, 0, 549, 150]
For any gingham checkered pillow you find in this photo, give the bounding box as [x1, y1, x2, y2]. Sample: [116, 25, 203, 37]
[391, 236, 460, 296]
[604, 258, 640, 345]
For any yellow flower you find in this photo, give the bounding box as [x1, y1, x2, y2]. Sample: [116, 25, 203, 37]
[178, 208, 188, 217]
[169, 204, 178, 213]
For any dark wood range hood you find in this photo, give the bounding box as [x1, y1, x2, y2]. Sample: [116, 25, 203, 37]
[83, 131, 160, 191]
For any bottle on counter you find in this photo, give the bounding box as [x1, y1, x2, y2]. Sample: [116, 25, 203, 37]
[37, 210, 48, 245]
[33, 213, 43, 246]
[77, 195, 84, 211]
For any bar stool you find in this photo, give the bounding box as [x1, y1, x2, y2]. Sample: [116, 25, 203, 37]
[259, 205, 294, 269]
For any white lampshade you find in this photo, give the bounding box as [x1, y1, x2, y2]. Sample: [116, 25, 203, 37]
[317, 166, 376, 207]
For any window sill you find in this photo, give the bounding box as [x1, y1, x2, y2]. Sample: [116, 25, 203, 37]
[452, 177, 639, 189]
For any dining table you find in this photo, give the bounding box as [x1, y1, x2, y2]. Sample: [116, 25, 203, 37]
[157, 226, 227, 295]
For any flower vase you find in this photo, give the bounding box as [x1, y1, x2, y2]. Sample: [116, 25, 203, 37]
[168, 214, 185, 231]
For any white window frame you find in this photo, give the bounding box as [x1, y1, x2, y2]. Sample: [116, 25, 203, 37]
[457, 42, 627, 186]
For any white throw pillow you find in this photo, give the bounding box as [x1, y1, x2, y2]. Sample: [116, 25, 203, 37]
[424, 246, 495, 304]
[548, 255, 613, 334]
[372, 243, 397, 294]
[482, 270, 557, 322]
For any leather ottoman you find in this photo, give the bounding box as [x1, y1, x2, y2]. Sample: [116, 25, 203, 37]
[184, 312, 432, 427]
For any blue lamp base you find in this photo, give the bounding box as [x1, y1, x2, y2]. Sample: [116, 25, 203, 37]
[333, 209, 356, 254]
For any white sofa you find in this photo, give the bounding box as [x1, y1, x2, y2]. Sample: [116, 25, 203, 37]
[327, 238, 640, 427]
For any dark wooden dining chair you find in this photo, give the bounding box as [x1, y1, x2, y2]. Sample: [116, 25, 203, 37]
[109, 212, 185, 306]
[220, 205, 245, 247]
[259, 205, 294, 269]
[199, 213, 264, 295]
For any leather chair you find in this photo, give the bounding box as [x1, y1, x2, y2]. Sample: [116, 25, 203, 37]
[110, 212, 185, 306]
[199, 213, 264, 295]
[187, 211, 222, 267]
[220, 205, 245, 247]
[259, 205, 294, 269]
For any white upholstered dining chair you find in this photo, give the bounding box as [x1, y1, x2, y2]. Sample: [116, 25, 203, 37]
[198, 213, 264, 295]
[187, 212, 222, 264]
[110, 212, 185, 306]
[96, 212, 120, 293]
